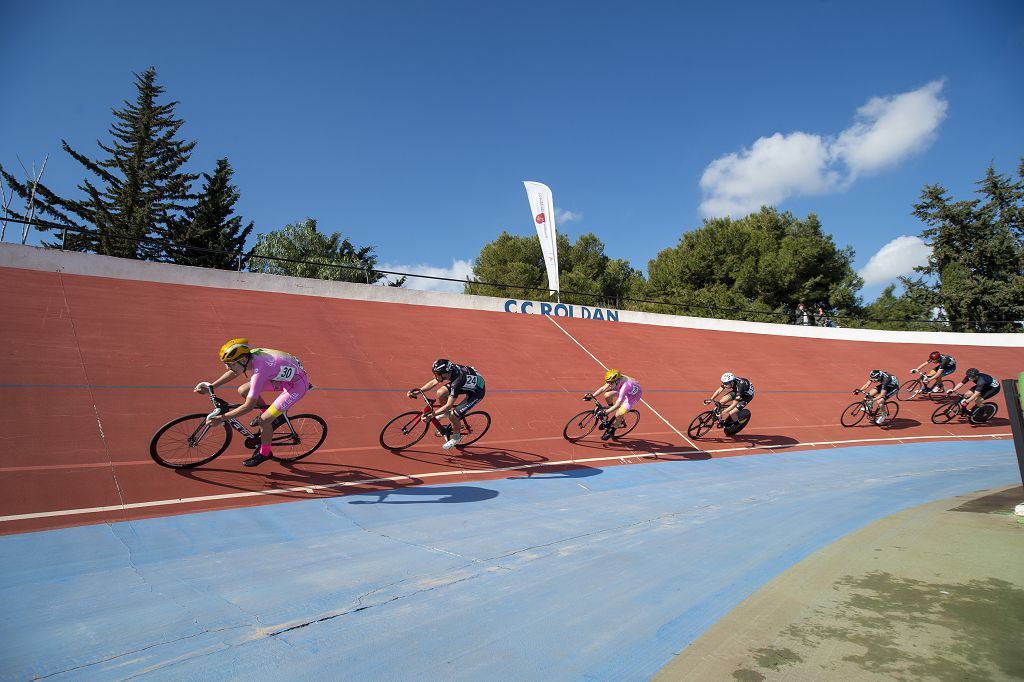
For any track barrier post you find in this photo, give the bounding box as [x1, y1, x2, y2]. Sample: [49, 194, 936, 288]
[1002, 377, 1024, 512]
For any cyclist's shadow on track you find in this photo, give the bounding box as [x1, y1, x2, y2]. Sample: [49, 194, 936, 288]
[347, 485, 499, 505]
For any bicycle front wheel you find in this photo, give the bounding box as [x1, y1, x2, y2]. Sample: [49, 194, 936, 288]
[687, 410, 716, 439]
[380, 411, 429, 450]
[273, 414, 328, 462]
[150, 413, 232, 468]
[840, 402, 867, 427]
[931, 402, 959, 424]
[457, 411, 491, 446]
[612, 410, 640, 438]
[563, 410, 600, 441]
[897, 378, 922, 401]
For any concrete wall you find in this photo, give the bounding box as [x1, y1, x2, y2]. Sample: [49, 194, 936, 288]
[3, 242, 1021, 347]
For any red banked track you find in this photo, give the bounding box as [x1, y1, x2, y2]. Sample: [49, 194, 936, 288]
[1, 267, 1017, 534]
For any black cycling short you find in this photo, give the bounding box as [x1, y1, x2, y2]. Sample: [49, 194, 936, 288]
[730, 391, 754, 409]
[453, 388, 485, 418]
[978, 384, 1001, 400]
[876, 384, 898, 400]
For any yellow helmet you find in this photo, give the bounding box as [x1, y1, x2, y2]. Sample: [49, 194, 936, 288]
[219, 338, 251, 363]
[604, 369, 622, 383]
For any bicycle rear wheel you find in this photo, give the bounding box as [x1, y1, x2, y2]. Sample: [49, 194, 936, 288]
[687, 410, 716, 439]
[456, 411, 491, 446]
[611, 410, 640, 438]
[878, 400, 899, 426]
[970, 403, 997, 424]
[563, 410, 600, 441]
[724, 409, 751, 436]
[897, 378, 922, 401]
[273, 414, 328, 462]
[150, 413, 232, 468]
[380, 411, 429, 450]
[840, 402, 867, 427]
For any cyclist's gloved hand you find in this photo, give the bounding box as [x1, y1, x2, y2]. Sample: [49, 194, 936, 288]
[195, 381, 212, 394]
[583, 393, 593, 400]
[853, 389, 860, 394]
[205, 408, 222, 424]
[407, 388, 420, 398]
[703, 399, 711, 404]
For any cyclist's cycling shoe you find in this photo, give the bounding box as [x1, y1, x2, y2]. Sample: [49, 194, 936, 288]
[243, 450, 271, 467]
[600, 426, 615, 441]
[442, 433, 462, 450]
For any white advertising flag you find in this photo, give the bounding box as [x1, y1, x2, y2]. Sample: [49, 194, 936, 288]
[523, 181, 559, 295]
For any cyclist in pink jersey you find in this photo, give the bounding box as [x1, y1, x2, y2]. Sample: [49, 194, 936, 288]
[585, 369, 642, 441]
[194, 338, 311, 467]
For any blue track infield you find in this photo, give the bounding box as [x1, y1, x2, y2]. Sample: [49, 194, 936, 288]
[1, 440, 1017, 681]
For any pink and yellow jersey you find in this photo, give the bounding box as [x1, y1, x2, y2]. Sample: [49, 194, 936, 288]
[247, 349, 310, 416]
[614, 377, 642, 412]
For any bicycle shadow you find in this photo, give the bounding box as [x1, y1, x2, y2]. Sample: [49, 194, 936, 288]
[881, 417, 922, 431]
[507, 465, 603, 480]
[347, 485, 499, 505]
[975, 416, 1009, 428]
[392, 444, 551, 471]
[690, 433, 801, 449]
[171, 461, 426, 499]
[570, 436, 711, 461]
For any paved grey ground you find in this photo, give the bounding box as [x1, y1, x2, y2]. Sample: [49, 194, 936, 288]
[654, 485, 1024, 681]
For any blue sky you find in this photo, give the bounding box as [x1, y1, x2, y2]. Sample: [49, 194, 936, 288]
[3, 0, 1022, 300]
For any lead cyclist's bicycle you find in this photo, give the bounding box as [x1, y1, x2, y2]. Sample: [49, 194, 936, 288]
[150, 389, 328, 468]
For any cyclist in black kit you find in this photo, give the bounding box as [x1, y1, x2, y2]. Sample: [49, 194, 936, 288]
[409, 358, 486, 450]
[910, 350, 956, 394]
[705, 372, 754, 426]
[856, 369, 899, 425]
[947, 367, 1001, 417]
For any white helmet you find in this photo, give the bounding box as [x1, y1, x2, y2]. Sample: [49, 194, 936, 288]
[720, 372, 735, 383]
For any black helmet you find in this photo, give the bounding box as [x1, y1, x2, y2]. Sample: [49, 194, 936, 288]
[869, 369, 882, 381]
[965, 367, 980, 381]
[432, 358, 452, 375]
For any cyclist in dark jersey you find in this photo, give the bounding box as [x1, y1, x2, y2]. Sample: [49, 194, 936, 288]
[910, 350, 956, 394]
[706, 372, 754, 426]
[408, 358, 486, 450]
[947, 368, 1001, 417]
[855, 369, 899, 425]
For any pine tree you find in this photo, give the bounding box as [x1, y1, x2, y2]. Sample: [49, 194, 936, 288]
[0, 67, 197, 258]
[903, 158, 1024, 332]
[165, 159, 253, 269]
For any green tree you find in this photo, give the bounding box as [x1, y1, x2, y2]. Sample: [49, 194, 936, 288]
[903, 158, 1024, 332]
[467, 231, 643, 306]
[0, 67, 197, 259]
[861, 284, 936, 331]
[248, 218, 401, 285]
[644, 207, 863, 321]
[164, 158, 253, 269]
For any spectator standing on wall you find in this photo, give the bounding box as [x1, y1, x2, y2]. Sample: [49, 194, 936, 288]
[796, 303, 813, 326]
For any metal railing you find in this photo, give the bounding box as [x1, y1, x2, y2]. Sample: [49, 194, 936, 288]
[1, 216, 1018, 332]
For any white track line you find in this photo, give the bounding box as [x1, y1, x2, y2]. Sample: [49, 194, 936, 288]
[0, 434, 1008, 524]
[543, 314, 699, 450]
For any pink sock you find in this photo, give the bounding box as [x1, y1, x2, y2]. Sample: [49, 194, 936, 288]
[260, 444, 272, 456]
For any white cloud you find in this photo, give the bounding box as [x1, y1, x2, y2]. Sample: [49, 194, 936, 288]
[832, 80, 948, 177]
[556, 208, 582, 223]
[699, 132, 838, 217]
[378, 259, 475, 293]
[700, 81, 948, 217]
[859, 235, 931, 286]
